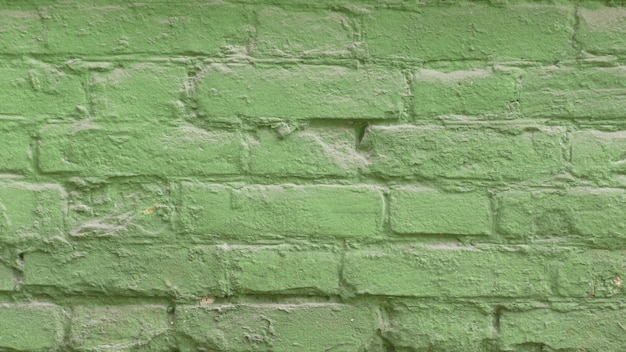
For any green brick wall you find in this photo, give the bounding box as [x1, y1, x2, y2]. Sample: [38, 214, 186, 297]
[1, 1, 626, 351]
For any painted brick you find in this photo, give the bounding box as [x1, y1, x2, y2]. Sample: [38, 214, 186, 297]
[44, 3, 252, 55]
[70, 305, 170, 351]
[0, 121, 32, 173]
[0, 182, 66, 240]
[343, 245, 553, 298]
[578, 7, 626, 55]
[0, 9, 44, 53]
[0, 60, 86, 117]
[496, 188, 626, 244]
[412, 66, 521, 118]
[90, 64, 187, 122]
[521, 66, 626, 118]
[179, 184, 384, 239]
[0, 263, 13, 291]
[385, 304, 494, 352]
[361, 125, 565, 180]
[390, 187, 491, 236]
[557, 249, 626, 298]
[255, 6, 359, 58]
[500, 307, 626, 351]
[24, 245, 227, 297]
[67, 181, 175, 241]
[248, 127, 365, 177]
[38, 123, 241, 176]
[365, 4, 575, 61]
[226, 246, 340, 295]
[0, 303, 66, 351]
[194, 64, 406, 121]
[175, 304, 379, 352]
[571, 131, 626, 181]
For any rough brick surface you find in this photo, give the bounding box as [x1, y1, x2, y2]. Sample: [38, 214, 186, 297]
[175, 304, 379, 352]
[0, 304, 66, 351]
[361, 125, 565, 180]
[194, 64, 406, 120]
[1, 1, 625, 351]
[179, 183, 384, 239]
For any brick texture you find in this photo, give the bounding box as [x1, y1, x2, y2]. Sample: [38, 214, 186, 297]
[1, 1, 624, 351]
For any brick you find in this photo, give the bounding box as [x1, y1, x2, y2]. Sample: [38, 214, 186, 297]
[44, 3, 252, 55]
[0, 9, 45, 53]
[227, 246, 340, 295]
[571, 131, 626, 181]
[175, 303, 379, 352]
[0, 182, 66, 240]
[365, 4, 575, 61]
[385, 304, 493, 352]
[390, 187, 491, 236]
[25, 245, 227, 297]
[557, 249, 626, 298]
[496, 188, 626, 244]
[0, 121, 32, 173]
[70, 305, 170, 351]
[91, 64, 187, 122]
[0, 60, 86, 117]
[412, 66, 520, 118]
[0, 303, 66, 351]
[578, 7, 626, 55]
[500, 307, 626, 351]
[343, 245, 553, 297]
[67, 182, 175, 241]
[179, 184, 384, 239]
[248, 127, 365, 177]
[361, 125, 565, 180]
[195, 64, 406, 120]
[39, 123, 241, 176]
[521, 66, 626, 118]
[255, 7, 359, 58]
[0, 263, 13, 291]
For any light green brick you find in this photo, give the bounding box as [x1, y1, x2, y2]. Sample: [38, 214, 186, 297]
[0, 9, 45, 53]
[412, 66, 520, 118]
[361, 125, 565, 180]
[38, 123, 241, 176]
[91, 64, 187, 121]
[500, 307, 626, 351]
[0, 122, 32, 173]
[25, 245, 227, 297]
[195, 64, 406, 120]
[521, 66, 626, 118]
[385, 304, 494, 352]
[390, 187, 491, 236]
[70, 305, 170, 351]
[343, 245, 553, 298]
[578, 7, 626, 55]
[179, 184, 384, 239]
[557, 249, 626, 298]
[227, 246, 340, 295]
[496, 188, 626, 244]
[44, 3, 252, 55]
[0, 61, 86, 117]
[255, 6, 358, 58]
[0, 303, 66, 351]
[176, 304, 379, 352]
[366, 4, 575, 61]
[571, 131, 626, 181]
[0, 182, 66, 241]
[67, 182, 175, 241]
[248, 127, 364, 177]
[0, 263, 13, 291]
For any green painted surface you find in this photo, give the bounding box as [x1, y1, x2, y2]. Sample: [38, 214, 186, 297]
[0, 1, 625, 351]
